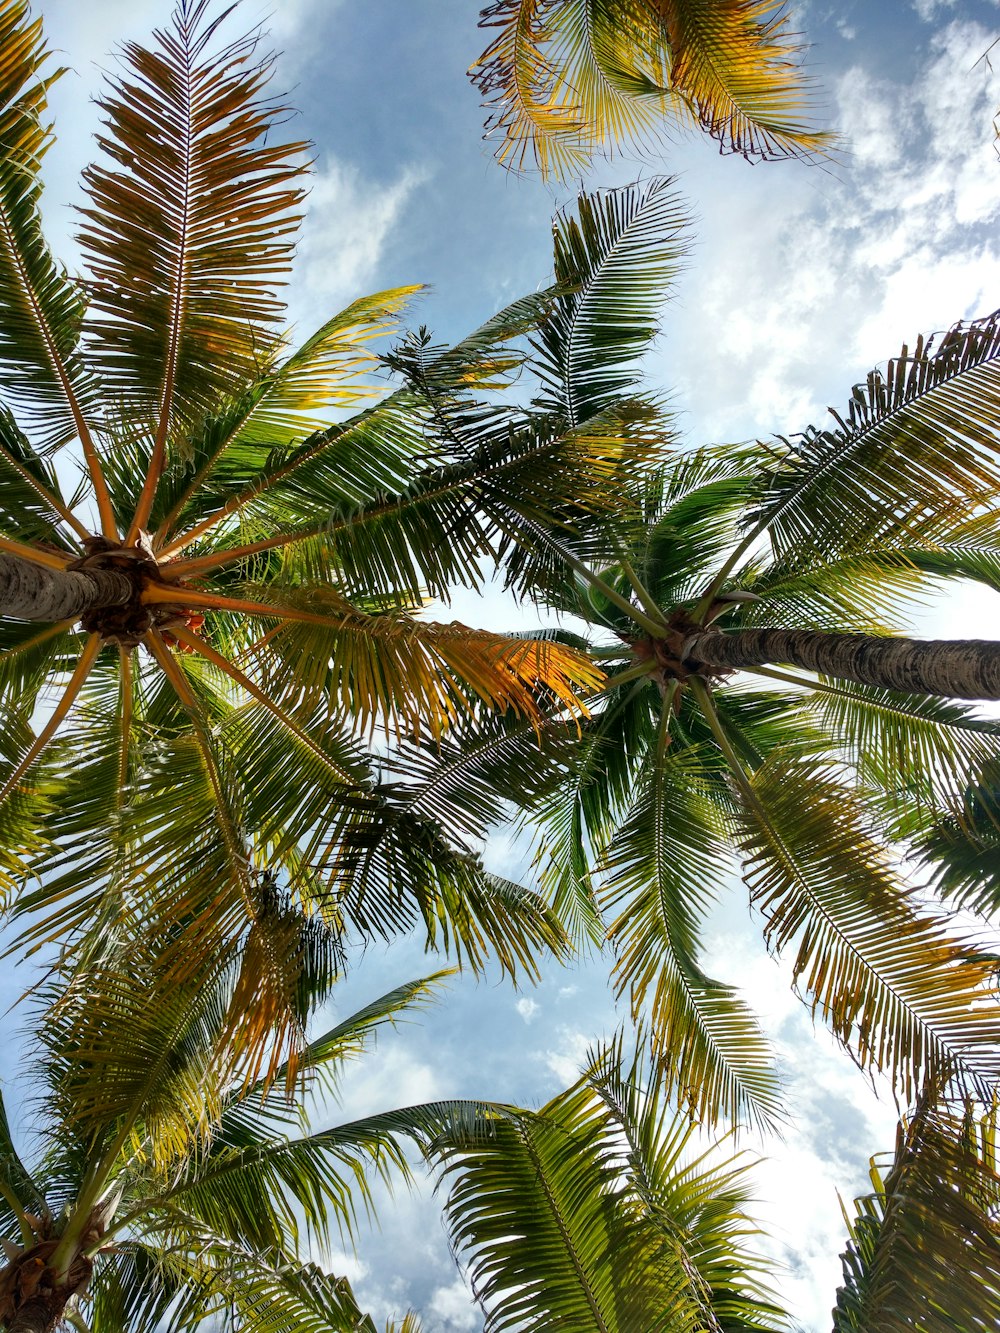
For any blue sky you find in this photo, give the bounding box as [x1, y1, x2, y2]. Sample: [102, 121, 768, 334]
[12, 1, 1000, 1329]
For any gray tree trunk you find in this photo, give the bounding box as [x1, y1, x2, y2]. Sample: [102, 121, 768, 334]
[0, 555, 131, 622]
[683, 627, 1000, 700]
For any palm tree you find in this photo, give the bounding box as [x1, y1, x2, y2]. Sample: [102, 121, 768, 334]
[398, 175, 1000, 1133]
[0, 0, 642, 1070]
[469, 0, 833, 176]
[0, 951, 483, 1333]
[434, 1040, 1000, 1331]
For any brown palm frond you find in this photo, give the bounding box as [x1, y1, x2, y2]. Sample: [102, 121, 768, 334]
[76, 0, 309, 540]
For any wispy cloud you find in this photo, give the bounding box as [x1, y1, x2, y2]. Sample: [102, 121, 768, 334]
[666, 19, 1000, 445]
[285, 160, 429, 339]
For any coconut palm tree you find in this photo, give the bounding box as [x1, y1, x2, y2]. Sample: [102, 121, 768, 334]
[390, 174, 1000, 1133]
[0, 951, 484, 1333]
[0, 0, 647, 1071]
[469, 0, 833, 177]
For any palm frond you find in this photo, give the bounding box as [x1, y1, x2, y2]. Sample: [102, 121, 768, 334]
[917, 754, 1000, 917]
[129, 1101, 499, 1257]
[833, 1092, 1000, 1332]
[0, 0, 99, 452]
[737, 752, 1000, 1102]
[531, 178, 688, 426]
[78, 0, 308, 508]
[602, 742, 782, 1132]
[470, 0, 830, 176]
[154, 285, 421, 543]
[435, 1035, 785, 1331]
[744, 311, 1000, 565]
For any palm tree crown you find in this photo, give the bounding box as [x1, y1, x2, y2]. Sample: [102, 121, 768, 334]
[408, 175, 1000, 1132]
[0, 0, 648, 1077]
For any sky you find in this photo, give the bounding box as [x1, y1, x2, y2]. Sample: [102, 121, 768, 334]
[13, 0, 1000, 1330]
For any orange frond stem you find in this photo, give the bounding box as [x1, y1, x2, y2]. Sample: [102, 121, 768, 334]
[143, 583, 341, 629]
[170, 624, 355, 785]
[0, 535, 72, 570]
[0, 632, 102, 809]
[161, 529, 323, 579]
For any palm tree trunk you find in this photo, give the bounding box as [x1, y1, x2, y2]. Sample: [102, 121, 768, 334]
[0, 555, 131, 621]
[8, 1291, 71, 1333]
[683, 627, 1000, 700]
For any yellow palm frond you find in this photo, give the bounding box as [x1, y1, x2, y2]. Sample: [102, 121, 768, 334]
[471, 0, 832, 177]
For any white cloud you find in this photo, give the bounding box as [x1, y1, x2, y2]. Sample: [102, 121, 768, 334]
[427, 1277, 481, 1331]
[543, 1028, 593, 1085]
[667, 18, 1000, 446]
[333, 1040, 444, 1123]
[287, 160, 428, 338]
[912, 0, 958, 19]
[515, 997, 540, 1023]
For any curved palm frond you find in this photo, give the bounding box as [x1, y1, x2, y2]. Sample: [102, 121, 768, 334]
[0, 1, 101, 459]
[434, 1034, 786, 1331]
[742, 311, 1000, 568]
[470, 0, 831, 177]
[531, 176, 688, 427]
[601, 739, 782, 1132]
[736, 751, 1000, 1102]
[833, 1091, 1000, 1332]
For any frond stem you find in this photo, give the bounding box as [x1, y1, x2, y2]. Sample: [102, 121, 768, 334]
[688, 676, 758, 806]
[0, 535, 71, 570]
[170, 625, 355, 785]
[616, 553, 667, 626]
[162, 527, 323, 579]
[143, 584, 346, 628]
[0, 1179, 34, 1248]
[0, 633, 101, 809]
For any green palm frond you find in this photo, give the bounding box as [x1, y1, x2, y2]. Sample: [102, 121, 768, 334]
[737, 752, 1000, 1102]
[78, 0, 307, 450]
[0, 0, 98, 452]
[531, 177, 688, 426]
[435, 1035, 786, 1331]
[833, 1092, 1000, 1332]
[153, 285, 422, 542]
[744, 311, 1000, 565]
[0, 1087, 47, 1242]
[535, 678, 657, 944]
[470, 0, 831, 177]
[802, 682, 1000, 838]
[917, 755, 1000, 917]
[134, 1100, 497, 1258]
[0, 407, 81, 548]
[160, 1246, 386, 1333]
[602, 740, 782, 1132]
